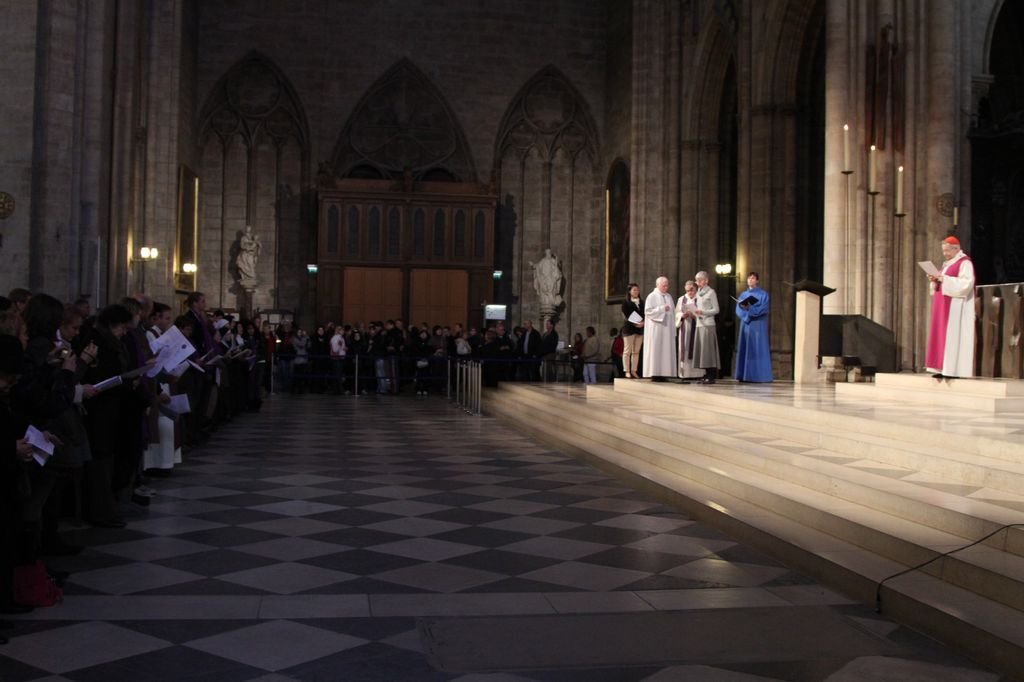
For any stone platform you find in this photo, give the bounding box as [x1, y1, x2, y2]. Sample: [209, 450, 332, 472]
[484, 378, 1024, 678]
[836, 372, 1024, 413]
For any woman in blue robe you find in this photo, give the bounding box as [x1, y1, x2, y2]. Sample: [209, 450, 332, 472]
[734, 272, 773, 382]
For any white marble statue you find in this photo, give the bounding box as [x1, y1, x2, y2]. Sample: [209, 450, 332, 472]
[236, 225, 261, 287]
[530, 248, 564, 313]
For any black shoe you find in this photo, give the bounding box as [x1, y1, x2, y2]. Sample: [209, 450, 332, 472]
[0, 603, 34, 615]
[145, 468, 173, 478]
[40, 538, 84, 556]
[91, 517, 126, 529]
[131, 493, 151, 506]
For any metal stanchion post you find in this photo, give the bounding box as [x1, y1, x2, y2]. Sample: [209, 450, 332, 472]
[269, 353, 275, 395]
[474, 361, 481, 415]
[354, 354, 360, 396]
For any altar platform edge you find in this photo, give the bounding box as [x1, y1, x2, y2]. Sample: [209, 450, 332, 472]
[483, 378, 1024, 679]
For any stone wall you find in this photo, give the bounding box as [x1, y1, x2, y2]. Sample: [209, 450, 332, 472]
[189, 0, 610, 330]
[0, 0, 40, 292]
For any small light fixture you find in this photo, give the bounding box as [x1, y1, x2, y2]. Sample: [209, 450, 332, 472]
[306, 263, 318, 274]
[492, 270, 503, 280]
[182, 262, 197, 274]
[714, 263, 733, 276]
[139, 246, 158, 260]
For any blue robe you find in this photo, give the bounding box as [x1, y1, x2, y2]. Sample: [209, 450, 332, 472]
[734, 287, 773, 382]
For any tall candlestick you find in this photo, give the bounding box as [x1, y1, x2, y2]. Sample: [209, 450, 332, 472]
[868, 145, 877, 194]
[953, 206, 958, 227]
[895, 166, 904, 215]
[843, 124, 850, 172]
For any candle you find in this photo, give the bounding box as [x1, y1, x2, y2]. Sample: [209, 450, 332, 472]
[953, 206, 958, 227]
[895, 166, 904, 215]
[843, 124, 850, 172]
[868, 145, 877, 193]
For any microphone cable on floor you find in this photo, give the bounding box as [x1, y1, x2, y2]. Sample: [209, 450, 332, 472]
[875, 522, 1024, 613]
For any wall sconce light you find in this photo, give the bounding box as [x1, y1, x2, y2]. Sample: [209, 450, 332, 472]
[182, 262, 197, 274]
[492, 270, 503, 280]
[306, 263, 319, 274]
[139, 246, 159, 260]
[714, 263, 733, 276]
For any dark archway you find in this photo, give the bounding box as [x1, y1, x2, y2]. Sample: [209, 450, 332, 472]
[794, 0, 826, 284]
[971, 0, 1024, 284]
[717, 59, 739, 375]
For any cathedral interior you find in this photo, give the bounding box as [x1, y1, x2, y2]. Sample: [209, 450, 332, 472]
[2, 0, 1021, 377]
[3, 2, 1024, 680]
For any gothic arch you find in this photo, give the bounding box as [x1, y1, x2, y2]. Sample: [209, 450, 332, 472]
[199, 51, 310, 148]
[494, 65, 600, 167]
[493, 65, 600, 329]
[330, 58, 477, 182]
[683, 15, 736, 142]
[195, 52, 311, 313]
[983, 0, 1008, 74]
[755, 0, 822, 106]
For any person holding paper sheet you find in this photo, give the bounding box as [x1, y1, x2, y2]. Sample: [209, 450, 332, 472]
[80, 304, 134, 528]
[734, 272, 773, 382]
[675, 280, 705, 381]
[925, 236, 975, 378]
[621, 284, 645, 378]
[143, 303, 181, 475]
[692, 271, 721, 384]
[643, 277, 677, 381]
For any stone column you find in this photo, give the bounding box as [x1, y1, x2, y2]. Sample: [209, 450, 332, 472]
[916, 0, 958, 366]
[823, 0, 858, 316]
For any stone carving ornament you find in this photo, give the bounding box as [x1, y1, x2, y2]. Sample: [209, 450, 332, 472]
[495, 66, 599, 163]
[330, 59, 476, 182]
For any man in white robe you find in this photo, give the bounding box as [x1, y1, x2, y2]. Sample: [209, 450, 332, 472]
[925, 235, 975, 378]
[643, 276, 677, 381]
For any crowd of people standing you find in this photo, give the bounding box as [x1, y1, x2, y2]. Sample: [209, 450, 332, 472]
[0, 288, 265, 624]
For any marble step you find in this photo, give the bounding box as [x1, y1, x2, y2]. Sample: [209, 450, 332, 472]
[496, 385, 1024, 574]
[484, 390, 1024, 677]
[610, 379, 1024, 465]
[875, 372, 1024, 397]
[595, 383, 1024, 497]
[835, 381, 1024, 413]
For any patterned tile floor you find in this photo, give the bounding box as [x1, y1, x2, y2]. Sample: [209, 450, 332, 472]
[0, 393, 1004, 681]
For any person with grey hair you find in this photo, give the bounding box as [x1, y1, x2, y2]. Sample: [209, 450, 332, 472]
[692, 271, 721, 383]
[642, 276, 677, 381]
[675, 279, 705, 381]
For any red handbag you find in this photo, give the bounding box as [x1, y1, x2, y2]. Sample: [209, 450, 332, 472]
[12, 560, 64, 607]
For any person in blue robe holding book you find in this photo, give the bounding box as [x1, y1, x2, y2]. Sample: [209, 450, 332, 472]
[734, 272, 773, 382]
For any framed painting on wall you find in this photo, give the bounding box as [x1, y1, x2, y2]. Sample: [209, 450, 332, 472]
[604, 159, 630, 302]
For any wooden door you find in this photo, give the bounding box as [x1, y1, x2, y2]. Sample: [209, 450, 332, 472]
[342, 267, 403, 326]
[409, 269, 468, 328]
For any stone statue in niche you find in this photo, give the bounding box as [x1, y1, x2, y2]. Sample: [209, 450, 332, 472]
[235, 224, 262, 288]
[530, 248, 564, 320]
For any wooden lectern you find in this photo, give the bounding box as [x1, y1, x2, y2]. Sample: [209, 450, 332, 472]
[790, 280, 836, 384]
